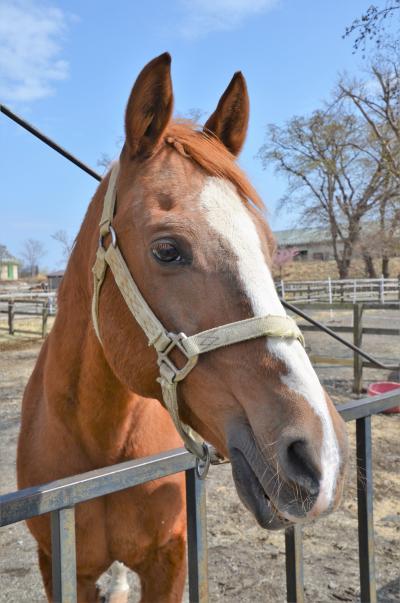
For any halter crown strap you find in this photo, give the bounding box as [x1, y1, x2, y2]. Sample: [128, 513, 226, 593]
[92, 163, 305, 460]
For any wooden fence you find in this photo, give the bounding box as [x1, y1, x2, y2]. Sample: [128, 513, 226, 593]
[0, 296, 56, 338]
[276, 277, 400, 304]
[1, 298, 398, 395]
[292, 302, 400, 393]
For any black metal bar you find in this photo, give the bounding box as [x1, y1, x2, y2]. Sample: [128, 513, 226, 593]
[1, 104, 102, 182]
[353, 303, 364, 394]
[356, 417, 377, 603]
[281, 299, 399, 370]
[186, 468, 209, 603]
[338, 390, 400, 422]
[0, 448, 196, 526]
[285, 526, 304, 603]
[300, 324, 400, 336]
[51, 507, 77, 603]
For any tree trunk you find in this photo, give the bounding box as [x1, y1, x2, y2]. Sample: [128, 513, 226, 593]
[382, 256, 390, 278]
[337, 240, 354, 279]
[362, 252, 377, 278]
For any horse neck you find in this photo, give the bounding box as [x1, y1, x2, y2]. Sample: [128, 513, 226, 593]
[44, 178, 140, 462]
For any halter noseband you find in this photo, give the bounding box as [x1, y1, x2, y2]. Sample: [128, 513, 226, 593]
[92, 163, 305, 462]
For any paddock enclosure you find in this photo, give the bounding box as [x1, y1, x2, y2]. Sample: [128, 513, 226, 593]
[1, 106, 399, 602]
[0, 341, 399, 602]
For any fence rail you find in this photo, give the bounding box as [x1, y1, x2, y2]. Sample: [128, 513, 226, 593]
[0, 297, 56, 337]
[287, 302, 400, 393]
[1, 390, 399, 603]
[277, 277, 400, 304]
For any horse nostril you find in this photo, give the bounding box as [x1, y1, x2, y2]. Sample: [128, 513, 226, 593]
[285, 439, 321, 495]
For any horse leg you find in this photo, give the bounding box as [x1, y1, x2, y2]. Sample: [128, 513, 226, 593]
[38, 547, 102, 603]
[38, 547, 52, 601]
[135, 535, 187, 603]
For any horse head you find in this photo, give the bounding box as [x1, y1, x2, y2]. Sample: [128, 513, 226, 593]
[95, 53, 348, 530]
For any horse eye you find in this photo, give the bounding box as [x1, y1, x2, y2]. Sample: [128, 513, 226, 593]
[152, 241, 182, 263]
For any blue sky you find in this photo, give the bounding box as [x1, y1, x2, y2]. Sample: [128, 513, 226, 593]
[1, 0, 375, 270]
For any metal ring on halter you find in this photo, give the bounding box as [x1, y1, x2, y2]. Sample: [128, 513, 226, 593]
[98, 225, 117, 249]
[195, 443, 211, 480]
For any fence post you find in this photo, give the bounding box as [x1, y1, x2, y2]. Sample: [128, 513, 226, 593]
[51, 507, 77, 603]
[281, 279, 285, 300]
[328, 277, 332, 305]
[42, 300, 49, 337]
[186, 468, 209, 603]
[353, 303, 364, 395]
[8, 300, 15, 335]
[379, 275, 384, 304]
[356, 417, 377, 603]
[285, 526, 304, 603]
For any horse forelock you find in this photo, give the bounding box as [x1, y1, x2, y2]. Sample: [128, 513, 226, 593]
[162, 120, 265, 213]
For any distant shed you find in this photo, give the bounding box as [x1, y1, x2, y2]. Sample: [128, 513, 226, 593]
[274, 228, 339, 261]
[0, 251, 19, 280]
[47, 270, 65, 291]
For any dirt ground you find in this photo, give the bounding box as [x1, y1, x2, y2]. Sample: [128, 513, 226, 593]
[0, 307, 399, 602]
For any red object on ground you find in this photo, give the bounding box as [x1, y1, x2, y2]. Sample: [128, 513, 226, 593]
[367, 381, 400, 414]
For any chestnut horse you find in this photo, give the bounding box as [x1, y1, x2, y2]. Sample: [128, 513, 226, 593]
[17, 53, 348, 603]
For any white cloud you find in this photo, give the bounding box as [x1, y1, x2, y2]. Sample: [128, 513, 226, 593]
[179, 0, 279, 39]
[0, 0, 71, 102]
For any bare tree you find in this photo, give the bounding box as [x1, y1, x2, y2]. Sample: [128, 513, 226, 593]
[339, 56, 400, 275]
[258, 106, 390, 278]
[97, 152, 113, 171]
[0, 244, 7, 264]
[97, 136, 124, 172]
[339, 60, 399, 178]
[21, 239, 46, 277]
[51, 229, 74, 265]
[344, 0, 400, 54]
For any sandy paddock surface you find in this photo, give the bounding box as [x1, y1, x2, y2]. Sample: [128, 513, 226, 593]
[0, 306, 399, 602]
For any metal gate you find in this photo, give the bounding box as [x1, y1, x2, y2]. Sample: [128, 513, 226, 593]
[1, 389, 399, 602]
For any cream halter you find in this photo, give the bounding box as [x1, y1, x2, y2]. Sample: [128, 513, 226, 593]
[92, 163, 305, 465]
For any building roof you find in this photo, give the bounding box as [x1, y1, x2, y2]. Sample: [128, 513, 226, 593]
[273, 228, 331, 246]
[47, 270, 65, 278]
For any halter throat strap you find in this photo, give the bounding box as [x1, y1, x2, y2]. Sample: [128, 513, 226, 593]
[92, 163, 305, 460]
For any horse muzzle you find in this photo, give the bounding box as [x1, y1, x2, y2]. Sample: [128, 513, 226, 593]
[227, 421, 323, 530]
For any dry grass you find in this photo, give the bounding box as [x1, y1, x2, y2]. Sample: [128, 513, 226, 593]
[0, 316, 54, 351]
[273, 257, 400, 281]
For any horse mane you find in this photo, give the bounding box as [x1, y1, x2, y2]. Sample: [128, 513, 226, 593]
[163, 121, 265, 211]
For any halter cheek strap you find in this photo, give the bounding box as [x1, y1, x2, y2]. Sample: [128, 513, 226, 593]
[92, 163, 305, 462]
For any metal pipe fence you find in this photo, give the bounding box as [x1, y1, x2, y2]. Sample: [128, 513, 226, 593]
[276, 278, 400, 304]
[1, 390, 398, 603]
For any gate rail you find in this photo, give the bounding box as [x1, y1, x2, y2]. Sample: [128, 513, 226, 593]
[1, 389, 399, 603]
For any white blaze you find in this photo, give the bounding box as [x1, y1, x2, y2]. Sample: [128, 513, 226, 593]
[199, 177, 340, 509]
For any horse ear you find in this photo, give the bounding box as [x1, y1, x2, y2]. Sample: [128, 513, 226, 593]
[125, 52, 173, 158]
[204, 72, 249, 156]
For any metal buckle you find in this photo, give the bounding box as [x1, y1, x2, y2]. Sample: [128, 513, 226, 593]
[196, 443, 211, 479]
[157, 332, 198, 384]
[98, 224, 117, 249]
